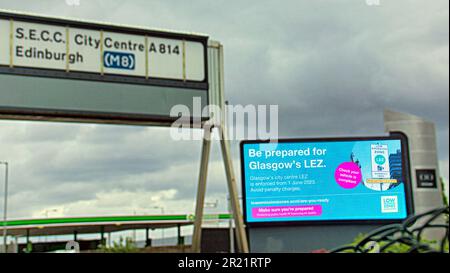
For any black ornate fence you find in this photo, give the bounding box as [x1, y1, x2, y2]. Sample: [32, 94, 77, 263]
[331, 207, 449, 253]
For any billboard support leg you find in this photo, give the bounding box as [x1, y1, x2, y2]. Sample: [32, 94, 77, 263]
[218, 125, 249, 253]
[192, 125, 213, 253]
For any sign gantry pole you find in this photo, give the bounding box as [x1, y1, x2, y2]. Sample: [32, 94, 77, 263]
[218, 124, 249, 253]
[192, 124, 213, 252]
[192, 124, 249, 253]
[216, 40, 248, 253]
[191, 42, 249, 253]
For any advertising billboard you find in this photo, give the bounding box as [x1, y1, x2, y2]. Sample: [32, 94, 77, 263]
[0, 11, 209, 125]
[240, 134, 414, 226]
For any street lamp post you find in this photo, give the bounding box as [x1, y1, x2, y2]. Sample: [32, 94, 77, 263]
[153, 206, 165, 245]
[43, 208, 59, 242]
[0, 162, 9, 253]
[44, 208, 59, 218]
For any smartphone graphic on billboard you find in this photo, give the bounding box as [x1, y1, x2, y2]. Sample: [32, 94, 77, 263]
[371, 144, 390, 179]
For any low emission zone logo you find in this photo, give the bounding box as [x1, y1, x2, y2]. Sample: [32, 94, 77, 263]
[103, 51, 135, 70]
[381, 196, 398, 213]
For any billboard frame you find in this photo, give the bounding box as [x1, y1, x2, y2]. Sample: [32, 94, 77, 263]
[239, 132, 415, 228]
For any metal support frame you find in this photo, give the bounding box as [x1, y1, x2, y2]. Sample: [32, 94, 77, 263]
[1, 161, 8, 253]
[191, 125, 249, 253]
[191, 126, 212, 252]
[218, 125, 249, 253]
[191, 41, 249, 253]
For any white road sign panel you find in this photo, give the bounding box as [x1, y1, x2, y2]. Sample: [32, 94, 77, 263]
[0, 17, 206, 82]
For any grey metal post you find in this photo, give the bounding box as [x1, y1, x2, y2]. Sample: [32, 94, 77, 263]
[219, 41, 248, 253]
[1, 162, 8, 253]
[219, 126, 249, 253]
[215, 41, 249, 253]
[191, 41, 249, 253]
[227, 195, 235, 253]
[152, 206, 165, 244]
[192, 126, 213, 252]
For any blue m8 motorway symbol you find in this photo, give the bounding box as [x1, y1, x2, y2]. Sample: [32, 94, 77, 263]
[104, 51, 135, 70]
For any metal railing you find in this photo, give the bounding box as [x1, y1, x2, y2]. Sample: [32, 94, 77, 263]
[331, 207, 449, 253]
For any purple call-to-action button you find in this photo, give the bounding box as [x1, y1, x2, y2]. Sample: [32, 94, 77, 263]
[252, 205, 323, 218]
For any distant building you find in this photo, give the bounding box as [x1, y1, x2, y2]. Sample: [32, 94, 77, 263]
[385, 109, 445, 241]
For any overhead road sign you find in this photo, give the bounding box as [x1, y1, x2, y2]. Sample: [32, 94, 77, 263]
[0, 10, 209, 126]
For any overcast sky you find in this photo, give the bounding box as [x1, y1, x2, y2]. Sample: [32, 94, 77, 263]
[0, 0, 448, 220]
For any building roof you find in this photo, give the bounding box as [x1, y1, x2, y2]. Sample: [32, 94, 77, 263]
[1, 214, 231, 237]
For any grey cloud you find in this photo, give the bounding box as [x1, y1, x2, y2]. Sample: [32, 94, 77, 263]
[0, 0, 448, 218]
